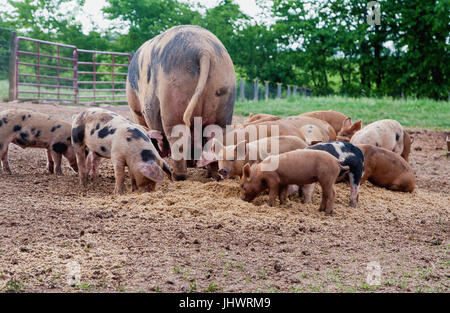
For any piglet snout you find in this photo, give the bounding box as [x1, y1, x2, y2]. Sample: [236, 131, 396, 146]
[218, 168, 231, 179]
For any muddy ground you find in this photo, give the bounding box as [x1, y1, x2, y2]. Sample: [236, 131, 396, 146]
[0, 102, 448, 293]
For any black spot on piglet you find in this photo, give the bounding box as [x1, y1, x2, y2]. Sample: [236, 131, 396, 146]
[13, 125, 21, 132]
[396, 133, 400, 141]
[52, 142, 68, 154]
[98, 126, 116, 138]
[51, 125, 61, 132]
[141, 149, 156, 162]
[127, 128, 150, 142]
[72, 125, 85, 144]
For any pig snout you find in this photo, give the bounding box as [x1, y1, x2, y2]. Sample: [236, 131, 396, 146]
[218, 167, 231, 179]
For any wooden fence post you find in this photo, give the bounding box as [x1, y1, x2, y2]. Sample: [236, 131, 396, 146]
[253, 78, 259, 101]
[293, 86, 298, 97]
[287, 85, 291, 98]
[240, 78, 245, 101]
[277, 83, 282, 99]
[8, 31, 17, 102]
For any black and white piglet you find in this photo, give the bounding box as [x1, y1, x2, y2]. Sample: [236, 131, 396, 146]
[308, 141, 364, 207]
[71, 108, 172, 194]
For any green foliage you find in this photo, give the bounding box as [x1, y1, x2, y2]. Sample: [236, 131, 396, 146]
[103, 0, 201, 52]
[235, 96, 450, 130]
[0, 0, 448, 100]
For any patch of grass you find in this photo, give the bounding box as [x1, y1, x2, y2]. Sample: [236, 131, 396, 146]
[291, 285, 305, 293]
[234, 96, 450, 130]
[0, 80, 8, 102]
[77, 283, 92, 291]
[235, 263, 246, 271]
[205, 281, 218, 292]
[4, 279, 24, 292]
[189, 280, 197, 293]
[258, 268, 267, 280]
[359, 282, 379, 291]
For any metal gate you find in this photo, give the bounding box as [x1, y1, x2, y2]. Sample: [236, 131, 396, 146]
[9, 34, 131, 105]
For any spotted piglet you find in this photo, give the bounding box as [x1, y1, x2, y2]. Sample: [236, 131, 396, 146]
[71, 108, 172, 194]
[0, 109, 77, 175]
[308, 141, 364, 208]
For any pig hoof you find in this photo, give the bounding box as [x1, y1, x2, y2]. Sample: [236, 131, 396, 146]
[349, 201, 357, 208]
[173, 174, 187, 181]
[214, 176, 222, 182]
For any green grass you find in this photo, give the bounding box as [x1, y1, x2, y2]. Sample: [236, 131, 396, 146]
[0, 79, 8, 101]
[2, 79, 448, 129]
[235, 96, 450, 130]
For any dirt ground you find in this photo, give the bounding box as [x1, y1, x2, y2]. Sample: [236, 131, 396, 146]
[0, 102, 448, 293]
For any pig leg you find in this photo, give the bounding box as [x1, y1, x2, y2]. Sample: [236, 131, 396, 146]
[130, 172, 138, 192]
[300, 184, 315, 204]
[112, 158, 126, 195]
[267, 180, 281, 207]
[348, 173, 360, 208]
[74, 145, 88, 186]
[279, 185, 289, 205]
[1, 144, 12, 174]
[287, 184, 299, 198]
[164, 129, 188, 181]
[46, 148, 55, 174]
[51, 151, 63, 176]
[319, 179, 336, 215]
[90, 154, 101, 179]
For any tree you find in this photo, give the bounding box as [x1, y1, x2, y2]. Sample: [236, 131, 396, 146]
[103, 0, 201, 52]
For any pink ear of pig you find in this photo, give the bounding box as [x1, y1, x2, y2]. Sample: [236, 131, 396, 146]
[138, 162, 165, 183]
[147, 130, 164, 142]
[196, 151, 217, 168]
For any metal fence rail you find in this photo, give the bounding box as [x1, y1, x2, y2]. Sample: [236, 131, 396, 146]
[8, 34, 131, 105]
[7, 33, 312, 105]
[75, 49, 131, 106]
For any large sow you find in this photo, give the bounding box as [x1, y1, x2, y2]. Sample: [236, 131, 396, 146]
[126, 25, 236, 180]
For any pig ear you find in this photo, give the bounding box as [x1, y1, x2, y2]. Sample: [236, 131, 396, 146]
[147, 130, 163, 142]
[243, 163, 251, 179]
[211, 138, 223, 154]
[196, 151, 217, 168]
[249, 113, 254, 118]
[235, 140, 247, 157]
[137, 161, 164, 183]
[352, 120, 362, 131]
[342, 117, 352, 128]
